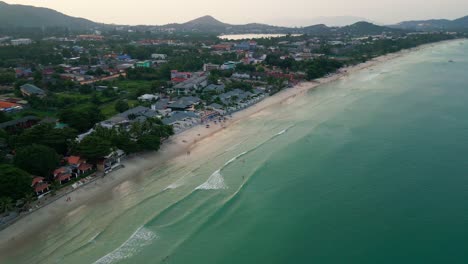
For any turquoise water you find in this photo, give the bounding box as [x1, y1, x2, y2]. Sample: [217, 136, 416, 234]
[4, 39, 468, 264]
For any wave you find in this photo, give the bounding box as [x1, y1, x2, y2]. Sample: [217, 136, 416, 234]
[195, 170, 227, 190]
[164, 176, 187, 190]
[93, 227, 157, 264]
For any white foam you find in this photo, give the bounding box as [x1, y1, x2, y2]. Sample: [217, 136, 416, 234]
[88, 232, 101, 244]
[195, 170, 227, 190]
[224, 151, 247, 166]
[164, 177, 186, 190]
[93, 227, 157, 264]
[277, 125, 294, 136]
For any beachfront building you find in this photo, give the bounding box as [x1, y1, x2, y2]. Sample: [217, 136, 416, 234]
[162, 111, 200, 133]
[167, 96, 201, 111]
[31, 177, 50, 196]
[173, 74, 207, 95]
[99, 106, 160, 130]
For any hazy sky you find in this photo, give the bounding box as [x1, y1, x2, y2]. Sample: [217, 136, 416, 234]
[4, 0, 468, 26]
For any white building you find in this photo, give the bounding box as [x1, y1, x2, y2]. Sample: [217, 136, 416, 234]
[11, 38, 33, 46]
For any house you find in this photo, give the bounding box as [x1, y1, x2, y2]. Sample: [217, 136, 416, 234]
[171, 70, 192, 82]
[162, 111, 200, 131]
[203, 84, 225, 94]
[77, 35, 104, 41]
[220, 61, 238, 70]
[11, 38, 32, 46]
[173, 74, 207, 95]
[66, 156, 85, 167]
[203, 63, 220, 72]
[20, 84, 46, 98]
[78, 163, 93, 174]
[151, 54, 167, 60]
[98, 150, 125, 173]
[117, 54, 132, 61]
[136, 61, 151, 68]
[0, 101, 22, 112]
[232, 73, 251, 79]
[0, 116, 40, 133]
[99, 106, 159, 130]
[56, 173, 72, 184]
[168, 96, 201, 111]
[138, 94, 159, 102]
[31, 177, 50, 196]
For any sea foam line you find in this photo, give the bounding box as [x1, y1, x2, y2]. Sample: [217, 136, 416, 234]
[93, 226, 157, 264]
[195, 170, 227, 190]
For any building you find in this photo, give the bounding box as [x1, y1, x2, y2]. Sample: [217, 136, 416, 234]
[173, 74, 207, 95]
[31, 177, 50, 196]
[99, 106, 159, 130]
[203, 63, 220, 72]
[167, 96, 201, 111]
[138, 94, 159, 101]
[0, 116, 40, 133]
[20, 84, 46, 98]
[220, 61, 238, 70]
[203, 84, 225, 94]
[77, 35, 104, 41]
[0, 101, 23, 112]
[136, 61, 151, 68]
[11, 38, 32, 46]
[151, 54, 167, 60]
[171, 70, 193, 82]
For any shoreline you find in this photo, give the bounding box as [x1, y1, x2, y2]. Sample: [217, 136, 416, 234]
[0, 39, 461, 255]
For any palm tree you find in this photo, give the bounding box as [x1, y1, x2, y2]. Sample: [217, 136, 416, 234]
[22, 193, 35, 211]
[0, 197, 14, 214]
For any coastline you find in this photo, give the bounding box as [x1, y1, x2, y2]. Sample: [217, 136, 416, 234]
[0, 39, 460, 256]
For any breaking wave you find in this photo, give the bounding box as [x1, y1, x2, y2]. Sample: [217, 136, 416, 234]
[195, 170, 227, 190]
[93, 227, 157, 264]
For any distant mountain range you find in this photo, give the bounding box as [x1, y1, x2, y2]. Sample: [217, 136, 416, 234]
[0, 1, 467, 35]
[392, 16, 468, 31]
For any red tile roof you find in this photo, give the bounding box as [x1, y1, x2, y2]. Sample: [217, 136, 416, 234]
[35, 183, 50, 193]
[78, 163, 93, 171]
[54, 167, 69, 176]
[0, 101, 20, 109]
[31, 177, 44, 187]
[56, 174, 72, 182]
[67, 156, 82, 165]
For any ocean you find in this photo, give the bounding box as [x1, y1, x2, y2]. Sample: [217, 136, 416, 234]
[5, 39, 468, 264]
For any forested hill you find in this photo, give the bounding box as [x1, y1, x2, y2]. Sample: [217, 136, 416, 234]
[0, 1, 100, 30]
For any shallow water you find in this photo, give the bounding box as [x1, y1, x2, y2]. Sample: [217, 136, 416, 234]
[5, 39, 468, 264]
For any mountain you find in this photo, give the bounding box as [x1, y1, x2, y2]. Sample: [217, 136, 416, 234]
[0, 1, 100, 29]
[393, 16, 468, 31]
[339, 21, 403, 35]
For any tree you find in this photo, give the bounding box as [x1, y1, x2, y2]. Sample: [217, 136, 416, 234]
[0, 197, 14, 214]
[14, 144, 60, 178]
[138, 135, 161, 151]
[77, 135, 112, 161]
[0, 111, 11, 123]
[0, 164, 31, 201]
[115, 100, 130, 113]
[59, 105, 103, 132]
[15, 123, 77, 155]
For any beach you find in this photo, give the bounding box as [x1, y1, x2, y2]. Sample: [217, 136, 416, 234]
[0, 39, 460, 262]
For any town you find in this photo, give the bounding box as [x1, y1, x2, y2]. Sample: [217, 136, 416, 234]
[0, 16, 464, 228]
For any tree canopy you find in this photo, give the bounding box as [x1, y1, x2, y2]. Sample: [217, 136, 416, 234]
[14, 144, 60, 178]
[0, 164, 31, 201]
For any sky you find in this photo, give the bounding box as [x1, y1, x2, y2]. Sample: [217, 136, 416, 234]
[4, 0, 468, 26]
